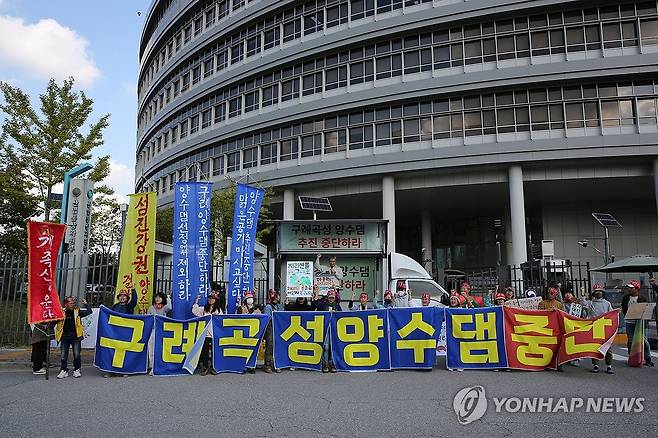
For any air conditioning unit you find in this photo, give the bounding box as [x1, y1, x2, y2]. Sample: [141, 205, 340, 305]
[541, 240, 555, 258]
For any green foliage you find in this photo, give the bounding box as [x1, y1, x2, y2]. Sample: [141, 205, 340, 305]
[88, 185, 121, 257]
[0, 78, 110, 221]
[155, 206, 174, 244]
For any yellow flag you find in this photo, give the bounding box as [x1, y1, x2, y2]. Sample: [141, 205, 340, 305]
[115, 192, 157, 314]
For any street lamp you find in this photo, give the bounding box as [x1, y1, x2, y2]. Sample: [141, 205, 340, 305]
[118, 203, 129, 261]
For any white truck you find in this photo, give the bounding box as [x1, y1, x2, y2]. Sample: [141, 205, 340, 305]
[387, 252, 449, 307]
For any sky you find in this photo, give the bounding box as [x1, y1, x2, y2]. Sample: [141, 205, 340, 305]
[0, 0, 152, 203]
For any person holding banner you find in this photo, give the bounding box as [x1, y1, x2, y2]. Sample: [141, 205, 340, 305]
[55, 296, 92, 378]
[348, 291, 382, 311]
[238, 291, 262, 315]
[30, 322, 52, 375]
[382, 290, 395, 308]
[263, 289, 282, 374]
[575, 284, 615, 374]
[621, 280, 654, 367]
[538, 286, 564, 311]
[112, 288, 138, 314]
[315, 254, 344, 296]
[504, 286, 515, 301]
[313, 289, 341, 373]
[494, 292, 506, 306]
[192, 292, 222, 375]
[421, 292, 431, 307]
[147, 292, 172, 372]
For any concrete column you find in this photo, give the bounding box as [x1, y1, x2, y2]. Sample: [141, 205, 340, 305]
[382, 176, 396, 253]
[421, 209, 432, 275]
[508, 165, 527, 266]
[283, 188, 295, 220]
[654, 158, 658, 216]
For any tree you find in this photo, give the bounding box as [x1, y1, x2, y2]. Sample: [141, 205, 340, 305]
[88, 185, 122, 259]
[0, 135, 39, 252]
[0, 78, 110, 221]
[155, 206, 174, 244]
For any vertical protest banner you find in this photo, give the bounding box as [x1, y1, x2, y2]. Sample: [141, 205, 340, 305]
[330, 309, 390, 371]
[27, 221, 67, 324]
[273, 311, 330, 371]
[172, 182, 212, 319]
[389, 307, 444, 369]
[152, 315, 210, 376]
[227, 183, 264, 314]
[504, 307, 561, 371]
[212, 313, 270, 373]
[445, 307, 508, 370]
[94, 306, 154, 374]
[285, 261, 313, 298]
[557, 309, 619, 365]
[115, 192, 156, 314]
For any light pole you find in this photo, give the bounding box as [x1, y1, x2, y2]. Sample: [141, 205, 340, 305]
[117, 202, 129, 261]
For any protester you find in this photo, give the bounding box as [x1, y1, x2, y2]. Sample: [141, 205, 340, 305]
[315, 254, 344, 294]
[192, 292, 222, 376]
[538, 286, 564, 311]
[394, 285, 412, 308]
[578, 284, 615, 374]
[30, 322, 51, 375]
[621, 279, 654, 367]
[238, 291, 261, 315]
[312, 289, 341, 372]
[459, 282, 481, 308]
[348, 290, 383, 310]
[112, 288, 138, 314]
[285, 296, 314, 311]
[382, 290, 395, 308]
[55, 296, 92, 378]
[211, 282, 227, 313]
[504, 286, 515, 301]
[263, 289, 282, 374]
[494, 292, 506, 306]
[421, 292, 431, 307]
[147, 292, 172, 373]
[562, 291, 583, 317]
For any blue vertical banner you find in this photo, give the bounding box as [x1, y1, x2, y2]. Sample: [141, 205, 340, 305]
[93, 306, 154, 374]
[152, 315, 210, 376]
[172, 182, 212, 319]
[227, 183, 264, 314]
[273, 311, 331, 371]
[445, 307, 508, 370]
[330, 309, 391, 372]
[212, 313, 270, 373]
[389, 307, 444, 369]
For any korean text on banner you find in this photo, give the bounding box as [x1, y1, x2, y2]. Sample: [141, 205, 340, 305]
[330, 309, 391, 371]
[227, 183, 264, 314]
[557, 309, 619, 365]
[172, 182, 212, 319]
[445, 307, 508, 370]
[115, 192, 157, 314]
[504, 307, 561, 371]
[273, 311, 330, 371]
[212, 313, 269, 373]
[389, 307, 444, 369]
[286, 261, 313, 298]
[153, 315, 210, 376]
[94, 306, 154, 374]
[27, 221, 66, 324]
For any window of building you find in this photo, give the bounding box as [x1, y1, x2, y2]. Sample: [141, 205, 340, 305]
[243, 147, 258, 168]
[213, 156, 225, 175]
[280, 138, 299, 161]
[260, 143, 278, 165]
[227, 151, 240, 172]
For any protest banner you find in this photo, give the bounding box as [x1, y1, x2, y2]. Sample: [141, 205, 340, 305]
[152, 315, 210, 376]
[389, 307, 444, 369]
[94, 306, 154, 374]
[273, 311, 330, 371]
[115, 192, 156, 314]
[212, 313, 270, 373]
[330, 309, 390, 371]
[227, 184, 264, 313]
[503, 297, 542, 310]
[27, 221, 66, 324]
[445, 307, 508, 369]
[504, 307, 561, 370]
[285, 261, 313, 298]
[172, 182, 212, 319]
[557, 309, 619, 365]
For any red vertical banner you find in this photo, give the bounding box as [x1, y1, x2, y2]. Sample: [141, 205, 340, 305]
[27, 221, 66, 324]
[557, 310, 619, 365]
[504, 307, 562, 371]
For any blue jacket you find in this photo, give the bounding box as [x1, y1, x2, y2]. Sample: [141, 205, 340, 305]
[111, 289, 137, 314]
[313, 298, 342, 312]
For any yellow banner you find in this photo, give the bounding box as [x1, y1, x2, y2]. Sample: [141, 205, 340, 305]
[115, 192, 157, 314]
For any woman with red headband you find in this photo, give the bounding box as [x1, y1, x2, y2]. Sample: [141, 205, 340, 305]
[538, 286, 564, 311]
[192, 292, 222, 375]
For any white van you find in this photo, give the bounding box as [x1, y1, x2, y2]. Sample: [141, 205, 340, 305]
[387, 252, 449, 307]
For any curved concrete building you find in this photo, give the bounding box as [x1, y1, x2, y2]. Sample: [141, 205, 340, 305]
[136, 0, 658, 274]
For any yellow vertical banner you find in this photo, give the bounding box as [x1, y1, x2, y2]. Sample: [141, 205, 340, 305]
[115, 192, 157, 314]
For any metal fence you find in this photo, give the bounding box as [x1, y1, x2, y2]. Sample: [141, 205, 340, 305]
[0, 253, 269, 346]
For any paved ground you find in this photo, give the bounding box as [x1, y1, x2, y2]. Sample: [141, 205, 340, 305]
[1, 345, 656, 438]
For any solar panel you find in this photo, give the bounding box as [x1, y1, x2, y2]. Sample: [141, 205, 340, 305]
[592, 213, 622, 228]
[299, 196, 332, 212]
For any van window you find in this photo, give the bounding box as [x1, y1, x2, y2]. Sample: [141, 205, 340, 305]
[407, 280, 446, 298]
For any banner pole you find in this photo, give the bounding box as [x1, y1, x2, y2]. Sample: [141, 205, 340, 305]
[45, 332, 51, 381]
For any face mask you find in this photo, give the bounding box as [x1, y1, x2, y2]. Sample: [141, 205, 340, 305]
[246, 297, 254, 305]
[594, 292, 603, 299]
[384, 299, 392, 305]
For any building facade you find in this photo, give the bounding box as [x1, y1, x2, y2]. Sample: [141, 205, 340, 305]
[136, 0, 658, 281]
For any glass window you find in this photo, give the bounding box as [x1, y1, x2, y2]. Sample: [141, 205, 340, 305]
[282, 78, 300, 101]
[213, 156, 224, 176]
[531, 105, 549, 130]
[326, 66, 347, 89]
[433, 115, 451, 139]
[245, 90, 259, 112]
[549, 104, 565, 129]
[229, 97, 242, 118]
[641, 19, 658, 45]
[433, 45, 450, 69]
[180, 119, 188, 138]
[603, 23, 622, 48]
[227, 151, 240, 172]
[638, 98, 657, 124]
[260, 143, 278, 165]
[243, 147, 257, 168]
[280, 138, 299, 161]
[565, 102, 584, 128]
[403, 118, 420, 142]
[327, 3, 349, 27]
[325, 129, 348, 153]
[301, 134, 321, 157]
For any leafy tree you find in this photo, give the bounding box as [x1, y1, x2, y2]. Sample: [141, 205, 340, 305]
[155, 206, 174, 244]
[88, 185, 122, 258]
[0, 78, 110, 221]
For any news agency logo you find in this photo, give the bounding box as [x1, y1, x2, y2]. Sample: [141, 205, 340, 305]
[453, 385, 488, 425]
[453, 386, 645, 425]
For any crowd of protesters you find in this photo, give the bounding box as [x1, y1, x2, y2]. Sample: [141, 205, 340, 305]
[32, 275, 657, 377]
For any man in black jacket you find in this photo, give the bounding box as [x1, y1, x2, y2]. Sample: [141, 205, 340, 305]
[621, 280, 654, 367]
